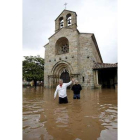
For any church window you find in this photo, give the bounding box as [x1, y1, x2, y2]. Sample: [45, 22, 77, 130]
[67, 14, 72, 26]
[59, 17, 64, 28]
[55, 37, 69, 55]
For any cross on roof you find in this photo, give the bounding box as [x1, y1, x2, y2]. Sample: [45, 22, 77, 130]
[64, 3, 67, 9]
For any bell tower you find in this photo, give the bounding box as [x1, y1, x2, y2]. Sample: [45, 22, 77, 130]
[55, 10, 77, 32]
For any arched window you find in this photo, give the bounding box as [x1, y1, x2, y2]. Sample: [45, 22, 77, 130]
[55, 37, 69, 55]
[59, 17, 64, 28]
[66, 14, 72, 26]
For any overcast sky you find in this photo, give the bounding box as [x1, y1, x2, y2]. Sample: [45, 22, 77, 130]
[23, 0, 117, 63]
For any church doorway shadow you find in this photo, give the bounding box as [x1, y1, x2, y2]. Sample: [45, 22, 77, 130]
[60, 71, 70, 89]
[98, 68, 117, 89]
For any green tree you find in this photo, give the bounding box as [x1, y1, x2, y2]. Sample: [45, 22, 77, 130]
[23, 55, 44, 81]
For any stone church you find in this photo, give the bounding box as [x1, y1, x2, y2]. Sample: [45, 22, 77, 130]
[44, 10, 117, 89]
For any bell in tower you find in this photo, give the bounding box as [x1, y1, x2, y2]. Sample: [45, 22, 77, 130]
[55, 10, 77, 32]
[59, 17, 64, 28]
[67, 14, 72, 26]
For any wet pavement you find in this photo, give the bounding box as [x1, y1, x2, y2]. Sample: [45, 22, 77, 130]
[23, 87, 117, 140]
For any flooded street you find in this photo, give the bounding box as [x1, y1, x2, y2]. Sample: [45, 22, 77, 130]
[23, 87, 117, 140]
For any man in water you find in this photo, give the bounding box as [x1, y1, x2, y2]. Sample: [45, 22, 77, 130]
[71, 80, 82, 99]
[54, 78, 75, 104]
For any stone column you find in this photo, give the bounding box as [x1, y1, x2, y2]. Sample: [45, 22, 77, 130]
[49, 77, 51, 88]
[52, 76, 54, 88]
[52, 77, 54, 88]
[51, 77, 53, 88]
[49, 76, 52, 88]
[54, 76, 57, 87]
[48, 76, 50, 88]
[93, 70, 96, 85]
[64, 17, 67, 28]
[90, 74, 94, 89]
[96, 70, 99, 85]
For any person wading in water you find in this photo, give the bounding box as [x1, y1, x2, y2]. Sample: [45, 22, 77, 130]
[54, 78, 75, 104]
[71, 80, 82, 99]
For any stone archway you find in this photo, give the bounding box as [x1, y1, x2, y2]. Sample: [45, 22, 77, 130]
[49, 61, 73, 88]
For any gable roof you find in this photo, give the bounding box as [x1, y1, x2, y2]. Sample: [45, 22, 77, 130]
[43, 43, 49, 48]
[93, 62, 118, 70]
[48, 28, 79, 39]
[91, 34, 103, 63]
[55, 9, 77, 21]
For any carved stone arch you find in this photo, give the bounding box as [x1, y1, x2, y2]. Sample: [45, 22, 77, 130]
[51, 60, 73, 76]
[51, 61, 73, 86]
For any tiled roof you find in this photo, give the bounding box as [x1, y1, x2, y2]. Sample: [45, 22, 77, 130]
[93, 62, 118, 70]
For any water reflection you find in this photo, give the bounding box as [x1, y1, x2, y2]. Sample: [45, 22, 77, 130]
[97, 89, 117, 140]
[54, 107, 69, 127]
[23, 87, 117, 140]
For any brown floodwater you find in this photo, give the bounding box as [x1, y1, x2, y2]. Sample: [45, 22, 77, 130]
[23, 87, 117, 140]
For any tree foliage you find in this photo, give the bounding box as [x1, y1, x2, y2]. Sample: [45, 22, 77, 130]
[23, 55, 44, 81]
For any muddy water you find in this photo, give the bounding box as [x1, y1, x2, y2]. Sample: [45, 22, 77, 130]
[23, 87, 117, 140]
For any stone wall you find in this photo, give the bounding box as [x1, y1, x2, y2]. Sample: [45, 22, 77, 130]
[78, 34, 96, 88]
[44, 28, 80, 87]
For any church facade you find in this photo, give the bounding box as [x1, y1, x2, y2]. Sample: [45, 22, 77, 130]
[44, 10, 105, 88]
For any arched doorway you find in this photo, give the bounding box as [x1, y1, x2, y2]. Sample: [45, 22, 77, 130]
[50, 61, 73, 88]
[60, 71, 70, 83]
